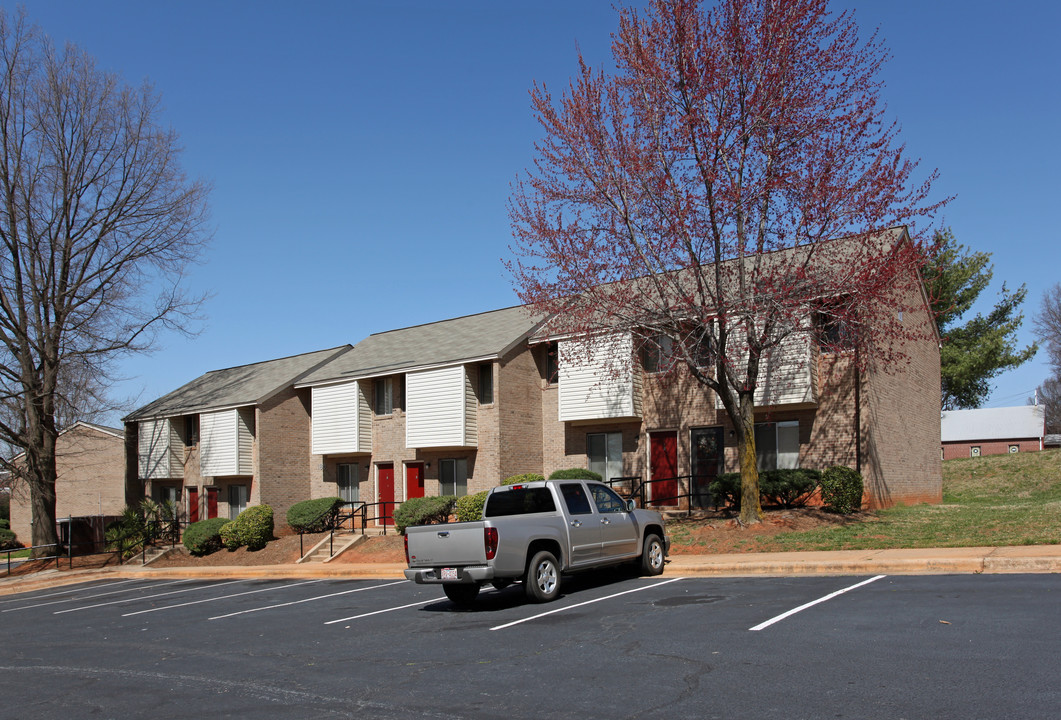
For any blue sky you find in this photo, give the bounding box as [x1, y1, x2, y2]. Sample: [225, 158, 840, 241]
[8, 0, 1059, 425]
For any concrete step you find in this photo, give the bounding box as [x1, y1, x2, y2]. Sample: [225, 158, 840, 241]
[297, 532, 371, 564]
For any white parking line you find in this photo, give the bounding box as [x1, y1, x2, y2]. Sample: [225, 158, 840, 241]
[0, 579, 139, 605]
[121, 579, 325, 616]
[53, 579, 244, 615]
[3, 579, 193, 613]
[749, 575, 887, 631]
[324, 597, 442, 624]
[209, 580, 407, 620]
[490, 577, 686, 631]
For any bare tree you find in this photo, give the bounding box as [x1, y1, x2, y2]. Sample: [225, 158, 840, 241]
[0, 11, 210, 555]
[1034, 283, 1061, 376]
[508, 0, 946, 523]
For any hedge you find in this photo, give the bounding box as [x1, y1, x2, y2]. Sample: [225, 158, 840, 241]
[394, 496, 455, 535]
[502, 473, 544, 485]
[220, 504, 274, 551]
[454, 492, 488, 522]
[820, 466, 864, 514]
[710, 468, 823, 510]
[287, 497, 343, 533]
[183, 517, 231, 556]
[548, 468, 603, 482]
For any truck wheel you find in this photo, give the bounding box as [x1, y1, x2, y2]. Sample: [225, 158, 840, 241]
[524, 550, 560, 603]
[639, 534, 665, 576]
[443, 583, 480, 605]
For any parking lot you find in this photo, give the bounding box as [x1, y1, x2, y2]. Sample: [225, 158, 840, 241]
[1, 571, 1057, 719]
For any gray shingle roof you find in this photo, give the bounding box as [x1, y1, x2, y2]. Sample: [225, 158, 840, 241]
[125, 346, 352, 421]
[297, 306, 545, 386]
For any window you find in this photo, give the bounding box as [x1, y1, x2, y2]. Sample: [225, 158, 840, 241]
[755, 421, 799, 471]
[815, 306, 855, 351]
[590, 484, 626, 514]
[374, 378, 393, 415]
[337, 463, 359, 503]
[156, 485, 180, 507]
[544, 342, 558, 385]
[439, 458, 468, 496]
[478, 363, 494, 404]
[228, 485, 248, 519]
[587, 432, 623, 484]
[560, 483, 592, 515]
[641, 334, 675, 373]
[182, 415, 199, 446]
[485, 487, 556, 517]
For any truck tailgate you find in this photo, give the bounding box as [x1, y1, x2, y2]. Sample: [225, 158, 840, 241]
[405, 522, 488, 567]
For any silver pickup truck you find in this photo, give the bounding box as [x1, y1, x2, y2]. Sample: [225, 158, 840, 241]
[403, 478, 668, 604]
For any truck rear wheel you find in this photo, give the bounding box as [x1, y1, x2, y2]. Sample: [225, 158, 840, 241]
[640, 534, 665, 576]
[443, 583, 480, 605]
[525, 550, 560, 603]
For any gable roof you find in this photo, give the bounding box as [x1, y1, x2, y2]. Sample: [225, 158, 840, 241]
[125, 346, 352, 421]
[297, 306, 545, 387]
[941, 406, 1045, 443]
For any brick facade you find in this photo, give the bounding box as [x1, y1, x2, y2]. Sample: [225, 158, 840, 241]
[8, 423, 127, 546]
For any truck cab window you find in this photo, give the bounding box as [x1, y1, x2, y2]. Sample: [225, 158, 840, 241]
[560, 483, 592, 515]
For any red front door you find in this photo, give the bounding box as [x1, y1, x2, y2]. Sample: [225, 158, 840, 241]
[187, 488, 199, 523]
[378, 464, 395, 526]
[207, 488, 219, 519]
[650, 431, 679, 507]
[406, 463, 425, 500]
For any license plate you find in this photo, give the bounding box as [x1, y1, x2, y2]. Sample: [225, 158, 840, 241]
[441, 567, 458, 580]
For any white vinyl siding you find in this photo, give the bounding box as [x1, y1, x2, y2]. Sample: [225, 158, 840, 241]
[138, 418, 183, 480]
[406, 366, 477, 448]
[311, 381, 372, 455]
[720, 324, 817, 409]
[200, 408, 254, 476]
[558, 334, 642, 422]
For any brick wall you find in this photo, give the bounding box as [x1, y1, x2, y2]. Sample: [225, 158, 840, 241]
[942, 439, 1040, 460]
[255, 388, 313, 520]
[8, 424, 126, 545]
[497, 346, 543, 480]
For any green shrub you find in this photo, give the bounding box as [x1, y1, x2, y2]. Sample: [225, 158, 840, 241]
[708, 472, 741, 509]
[183, 517, 231, 556]
[220, 504, 274, 551]
[759, 469, 821, 508]
[0, 518, 9, 529]
[287, 497, 343, 533]
[0, 527, 18, 550]
[394, 495, 455, 535]
[548, 468, 603, 482]
[502, 473, 544, 485]
[820, 466, 864, 514]
[455, 491, 488, 522]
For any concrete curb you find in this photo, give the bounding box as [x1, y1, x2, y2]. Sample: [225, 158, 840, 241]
[2, 545, 1059, 595]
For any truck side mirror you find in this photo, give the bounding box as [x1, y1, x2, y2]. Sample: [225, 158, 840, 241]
[625, 499, 637, 512]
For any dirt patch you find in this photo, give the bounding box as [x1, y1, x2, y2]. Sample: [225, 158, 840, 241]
[148, 531, 329, 567]
[667, 507, 873, 554]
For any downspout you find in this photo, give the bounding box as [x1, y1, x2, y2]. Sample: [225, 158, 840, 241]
[855, 347, 862, 474]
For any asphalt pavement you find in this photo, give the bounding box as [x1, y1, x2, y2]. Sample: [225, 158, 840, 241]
[3, 544, 1059, 597]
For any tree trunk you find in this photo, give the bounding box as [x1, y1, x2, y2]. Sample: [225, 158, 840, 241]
[737, 392, 763, 524]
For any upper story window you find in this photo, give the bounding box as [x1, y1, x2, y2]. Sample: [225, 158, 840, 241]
[374, 377, 394, 415]
[815, 302, 856, 352]
[182, 415, 199, 446]
[641, 334, 675, 374]
[543, 342, 558, 385]
[478, 363, 494, 404]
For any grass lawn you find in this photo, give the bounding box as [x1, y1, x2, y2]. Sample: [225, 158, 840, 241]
[702, 448, 1060, 552]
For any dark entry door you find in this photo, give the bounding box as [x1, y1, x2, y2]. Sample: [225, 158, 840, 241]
[649, 431, 678, 507]
[691, 427, 724, 509]
[206, 488, 219, 519]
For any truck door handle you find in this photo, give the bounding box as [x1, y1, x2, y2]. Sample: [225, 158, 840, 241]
[437, 531, 450, 538]
[600, 518, 610, 525]
[570, 520, 582, 528]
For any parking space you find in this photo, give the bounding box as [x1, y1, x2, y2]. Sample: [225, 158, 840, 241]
[0, 572, 1058, 719]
